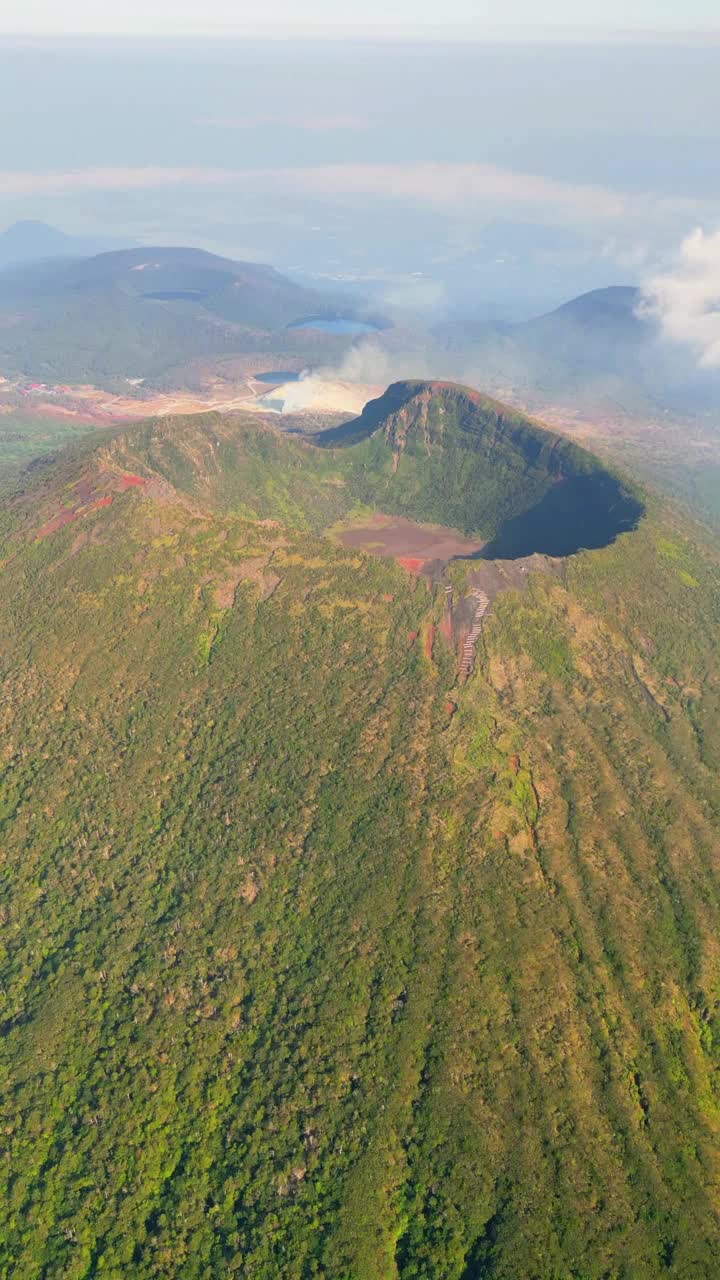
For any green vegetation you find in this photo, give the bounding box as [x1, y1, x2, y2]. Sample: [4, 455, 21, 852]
[317, 381, 643, 555]
[599, 434, 720, 533]
[0, 412, 100, 492]
[1, 386, 719, 1277]
[0, 247, 351, 384]
[102, 381, 640, 557]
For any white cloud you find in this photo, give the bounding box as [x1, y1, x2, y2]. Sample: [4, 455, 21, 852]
[0, 161, 653, 228]
[286, 162, 634, 225]
[641, 227, 720, 367]
[0, 162, 703, 270]
[0, 166, 239, 197]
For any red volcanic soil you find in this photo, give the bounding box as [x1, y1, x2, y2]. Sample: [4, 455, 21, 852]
[32, 468, 141, 538]
[445, 700, 457, 718]
[397, 556, 424, 575]
[407, 631, 419, 647]
[26, 404, 100, 426]
[35, 493, 113, 538]
[424, 624, 435, 659]
[36, 509, 79, 538]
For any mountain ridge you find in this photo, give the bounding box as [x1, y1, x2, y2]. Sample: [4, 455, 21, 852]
[18, 380, 640, 563]
[2, 385, 720, 1277]
[0, 246, 361, 384]
[315, 380, 643, 557]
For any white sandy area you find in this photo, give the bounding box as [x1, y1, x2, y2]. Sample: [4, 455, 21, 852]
[248, 377, 382, 416]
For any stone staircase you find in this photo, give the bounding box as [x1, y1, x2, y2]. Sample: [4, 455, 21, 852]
[459, 588, 490, 679]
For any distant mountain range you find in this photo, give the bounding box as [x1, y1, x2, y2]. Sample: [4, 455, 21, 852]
[0, 235, 716, 424]
[0, 245, 361, 384]
[0, 219, 132, 269]
[438, 284, 719, 416]
[510, 285, 658, 397]
[520, 285, 649, 362]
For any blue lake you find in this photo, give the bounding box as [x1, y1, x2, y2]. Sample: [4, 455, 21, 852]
[255, 370, 302, 383]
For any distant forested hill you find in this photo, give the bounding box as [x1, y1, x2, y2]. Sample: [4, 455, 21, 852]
[0, 246, 355, 383]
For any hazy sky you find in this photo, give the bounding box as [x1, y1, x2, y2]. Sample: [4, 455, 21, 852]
[0, 28, 718, 318]
[2, 0, 719, 36]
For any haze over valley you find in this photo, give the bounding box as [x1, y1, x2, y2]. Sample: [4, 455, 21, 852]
[1, 228, 718, 528]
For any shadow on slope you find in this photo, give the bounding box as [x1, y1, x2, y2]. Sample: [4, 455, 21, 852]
[479, 472, 644, 559]
[316, 380, 645, 560]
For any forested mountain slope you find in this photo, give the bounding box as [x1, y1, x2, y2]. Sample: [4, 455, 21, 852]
[0, 247, 349, 383]
[1, 388, 719, 1278]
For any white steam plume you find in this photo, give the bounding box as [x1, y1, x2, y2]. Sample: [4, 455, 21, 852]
[641, 228, 720, 368]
